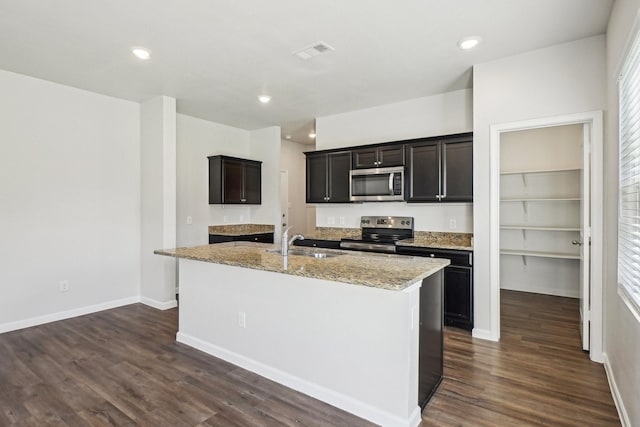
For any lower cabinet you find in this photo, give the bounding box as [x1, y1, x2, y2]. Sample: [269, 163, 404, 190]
[443, 265, 473, 330]
[396, 246, 473, 331]
[209, 232, 274, 244]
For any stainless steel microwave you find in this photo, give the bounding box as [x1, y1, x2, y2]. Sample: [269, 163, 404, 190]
[349, 166, 405, 202]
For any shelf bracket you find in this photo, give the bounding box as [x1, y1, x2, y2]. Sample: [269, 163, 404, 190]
[521, 229, 527, 241]
[521, 254, 527, 266]
[522, 200, 528, 215]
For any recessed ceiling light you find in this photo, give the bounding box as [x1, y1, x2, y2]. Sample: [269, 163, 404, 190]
[309, 132, 316, 139]
[457, 36, 481, 50]
[258, 95, 271, 103]
[285, 135, 292, 140]
[132, 47, 151, 60]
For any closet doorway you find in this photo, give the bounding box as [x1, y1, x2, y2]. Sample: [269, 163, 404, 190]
[489, 111, 603, 362]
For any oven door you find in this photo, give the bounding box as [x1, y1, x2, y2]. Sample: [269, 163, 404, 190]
[350, 166, 404, 201]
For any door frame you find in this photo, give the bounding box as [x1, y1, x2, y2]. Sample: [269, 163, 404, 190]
[489, 110, 603, 362]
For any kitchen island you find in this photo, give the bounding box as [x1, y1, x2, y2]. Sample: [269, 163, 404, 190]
[155, 242, 449, 427]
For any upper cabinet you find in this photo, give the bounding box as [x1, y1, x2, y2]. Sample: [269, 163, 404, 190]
[208, 155, 262, 204]
[352, 144, 405, 169]
[306, 151, 351, 203]
[406, 133, 473, 203]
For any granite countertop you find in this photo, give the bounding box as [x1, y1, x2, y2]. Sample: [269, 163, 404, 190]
[302, 227, 360, 240]
[302, 228, 473, 251]
[208, 224, 274, 236]
[396, 231, 473, 251]
[155, 242, 449, 291]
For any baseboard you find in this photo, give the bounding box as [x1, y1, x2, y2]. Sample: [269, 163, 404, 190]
[177, 332, 420, 427]
[140, 296, 178, 310]
[500, 283, 579, 298]
[472, 327, 499, 341]
[0, 296, 140, 334]
[603, 353, 632, 427]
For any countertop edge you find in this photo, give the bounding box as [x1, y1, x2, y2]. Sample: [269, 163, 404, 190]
[154, 245, 450, 291]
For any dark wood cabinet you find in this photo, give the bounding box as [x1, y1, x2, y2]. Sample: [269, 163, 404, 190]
[293, 239, 342, 249]
[352, 145, 404, 169]
[396, 245, 473, 331]
[406, 133, 472, 203]
[209, 232, 274, 244]
[443, 266, 473, 330]
[208, 155, 262, 204]
[305, 151, 351, 203]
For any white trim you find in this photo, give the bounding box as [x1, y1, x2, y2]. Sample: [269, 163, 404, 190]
[618, 286, 640, 324]
[140, 296, 178, 310]
[499, 283, 579, 299]
[177, 332, 421, 427]
[603, 353, 632, 427]
[0, 296, 141, 334]
[471, 327, 496, 341]
[489, 111, 604, 363]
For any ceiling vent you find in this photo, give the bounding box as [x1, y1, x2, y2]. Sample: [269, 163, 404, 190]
[293, 41, 335, 60]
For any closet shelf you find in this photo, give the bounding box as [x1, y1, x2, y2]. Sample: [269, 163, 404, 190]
[500, 249, 580, 260]
[500, 225, 580, 231]
[500, 168, 581, 175]
[500, 197, 580, 202]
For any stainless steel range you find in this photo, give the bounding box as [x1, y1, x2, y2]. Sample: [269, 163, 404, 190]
[340, 216, 414, 253]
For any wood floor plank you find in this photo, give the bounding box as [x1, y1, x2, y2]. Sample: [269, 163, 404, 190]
[0, 289, 620, 426]
[422, 290, 620, 427]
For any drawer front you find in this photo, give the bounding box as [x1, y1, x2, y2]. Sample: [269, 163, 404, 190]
[293, 239, 342, 250]
[396, 246, 472, 267]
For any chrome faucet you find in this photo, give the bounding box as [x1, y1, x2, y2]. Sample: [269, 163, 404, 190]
[281, 226, 304, 255]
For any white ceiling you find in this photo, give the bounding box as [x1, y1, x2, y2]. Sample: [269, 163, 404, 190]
[0, 0, 613, 143]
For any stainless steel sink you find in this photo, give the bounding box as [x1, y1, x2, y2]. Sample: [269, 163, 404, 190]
[267, 248, 342, 258]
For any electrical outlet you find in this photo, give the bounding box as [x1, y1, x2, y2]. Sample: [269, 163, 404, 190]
[238, 311, 246, 328]
[223, 215, 228, 223]
[59, 280, 69, 292]
[328, 216, 335, 225]
[186, 216, 193, 225]
[339, 216, 346, 225]
[449, 219, 457, 229]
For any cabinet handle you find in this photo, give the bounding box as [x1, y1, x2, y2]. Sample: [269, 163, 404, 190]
[241, 198, 246, 202]
[572, 240, 583, 246]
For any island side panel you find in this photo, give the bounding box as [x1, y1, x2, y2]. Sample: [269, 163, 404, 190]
[177, 258, 421, 427]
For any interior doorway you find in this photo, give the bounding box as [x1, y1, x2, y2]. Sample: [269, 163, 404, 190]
[489, 111, 603, 362]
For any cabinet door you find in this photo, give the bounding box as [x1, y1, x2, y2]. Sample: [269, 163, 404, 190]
[222, 158, 244, 203]
[378, 145, 404, 167]
[306, 154, 328, 203]
[407, 142, 441, 202]
[444, 266, 473, 330]
[352, 148, 379, 169]
[442, 139, 473, 202]
[327, 151, 352, 202]
[243, 160, 262, 204]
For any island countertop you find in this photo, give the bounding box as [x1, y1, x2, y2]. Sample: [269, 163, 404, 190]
[155, 242, 449, 291]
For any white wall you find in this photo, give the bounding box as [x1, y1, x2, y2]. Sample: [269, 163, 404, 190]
[280, 139, 314, 235]
[249, 126, 282, 239]
[176, 114, 251, 247]
[472, 36, 606, 340]
[605, 2, 640, 425]
[140, 96, 177, 309]
[176, 116, 282, 246]
[315, 89, 473, 233]
[0, 69, 141, 331]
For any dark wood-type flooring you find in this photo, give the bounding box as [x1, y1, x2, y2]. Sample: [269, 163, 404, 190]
[0, 290, 620, 426]
[423, 290, 620, 426]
